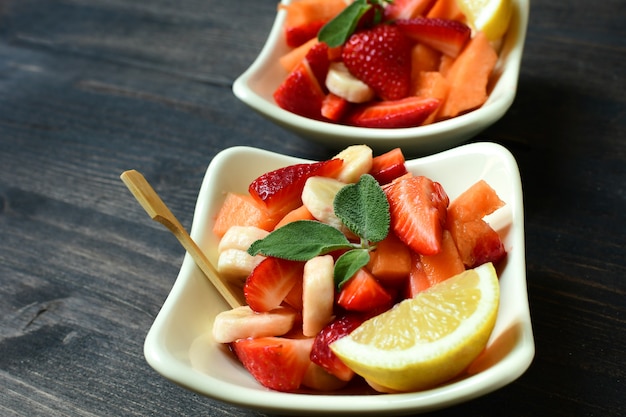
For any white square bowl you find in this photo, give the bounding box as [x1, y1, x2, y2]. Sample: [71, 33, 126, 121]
[143, 142, 534, 415]
[233, 0, 529, 155]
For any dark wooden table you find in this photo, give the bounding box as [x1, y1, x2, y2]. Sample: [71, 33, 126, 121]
[1, 0, 624, 416]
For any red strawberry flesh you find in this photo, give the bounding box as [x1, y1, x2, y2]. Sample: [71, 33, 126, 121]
[310, 314, 366, 381]
[273, 60, 326, 120]
[232, 337, 313, 392]
[384, 175, 449, 255]
[369, 147, 408, 185]
[345, 96, 440, 128]
[244, 257, 304, 312]
[285, 20, 327, 48]
[396, 17, 471, 57]
[342, 24, 413, 101]
[337, 268, 393, 312]
[384, 0, 437, 20]
[248, 158, 343, 219]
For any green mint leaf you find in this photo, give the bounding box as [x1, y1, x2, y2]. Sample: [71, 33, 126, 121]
[334, 249, 370, 289]
[247, 220, 351, 261]
[334, 174, 390, 244]
[318, 0, 371, 47]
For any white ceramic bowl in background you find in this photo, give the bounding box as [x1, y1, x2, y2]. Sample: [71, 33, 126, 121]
[232, 0, 529, 155]
[143, 143, 534, 415]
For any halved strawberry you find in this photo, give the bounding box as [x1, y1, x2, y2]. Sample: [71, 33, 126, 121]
[369, 147, 408, 185]
[310, 313, 366, 381]
[244, 257, 304, 312]
[384, 0, 437, 20]
[232, 336, 314, 392]
[283, 275, 304, 311]
[345, 96, 440, 128]
[384, 175, 449, 255]
[342, 24, 413, 101]
[321, 93, 351, 122]
[396, 17, 471, 57]
[305, 41, 331, 88]
[337, 268, 393, 312]
[285, 19, 326, 48]
[248, 158, 343, 220]
[273, 60, 327, 121]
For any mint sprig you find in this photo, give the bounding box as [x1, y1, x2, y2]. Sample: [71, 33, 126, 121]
[247, 174, 390, 289]
[247, 220, 352, 261]
[318, 0, 391, 47]
[334, 173, 390, 244]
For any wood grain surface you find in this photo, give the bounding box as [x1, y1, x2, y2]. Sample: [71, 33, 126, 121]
[1, 0, 624, 416]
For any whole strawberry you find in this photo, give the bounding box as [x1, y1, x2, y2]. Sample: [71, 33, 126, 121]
[342, 24, 412, 101]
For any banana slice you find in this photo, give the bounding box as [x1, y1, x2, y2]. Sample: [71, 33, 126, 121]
[333, 144, 373, 183]
[301, 176, 346, 231]
[212, 305, 296, 343]
[326, 62, 375, 103]
[302, 255, 335, 337]
[218, 225, 269, 253]
[217, 248, 264, 283]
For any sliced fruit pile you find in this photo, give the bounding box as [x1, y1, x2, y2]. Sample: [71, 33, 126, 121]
[274, 0, 512, 128]
[211, 144, 508, 393]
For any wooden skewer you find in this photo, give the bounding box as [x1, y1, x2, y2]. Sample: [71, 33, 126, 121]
[120, 169, 243, 309]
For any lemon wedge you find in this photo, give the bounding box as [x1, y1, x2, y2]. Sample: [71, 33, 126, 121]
[330, 262, 500, 392]
[456, 0, 513, 41]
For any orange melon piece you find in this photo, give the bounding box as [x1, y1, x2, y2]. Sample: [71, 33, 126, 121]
[419, 230, 465, 286]
[413, 71, 450, 124]
[438, 53, 454, 77]
[405, 253, 429, 298]
[448, 218, 505, 268]
[447, 180, 507, 268]
[274, 204, 316, 229]
[438, 32, 498, 119]
[280, 37, 319, 72]
[448, 179, 505, 223]
[280, 0, 347, 29]
[410, 43, 442, 82]
[213, 192, 275, 238]
[367, 232, 412, 286]
[426, 0, 466, 21]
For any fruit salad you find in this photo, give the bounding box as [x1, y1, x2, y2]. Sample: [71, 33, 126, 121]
[211, 144, 507, 392]
[273, 0, 511, 128]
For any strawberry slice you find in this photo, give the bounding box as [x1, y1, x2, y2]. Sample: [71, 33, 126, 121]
[273, 60, 327, 121]
[244, 257, 304, 312]
[337, 268, 393, 312]
[285, 19, 327, 48]
[304, 41, 331, 88]
[321, 93, 351, 122]
[396, 17, 471, 57]
[232, 336, 314, 392]
[310, 313, 366, 381]
[345, 96, 440, 128]
[369, 147, 408, 185]
[384, 0, 437, 20]
[248, 158, 343, 221]
[342, 24, 413, 101]
[384, 175, 449, 255]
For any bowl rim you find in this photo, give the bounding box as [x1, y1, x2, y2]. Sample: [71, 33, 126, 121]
[143, 142, 534, 415]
